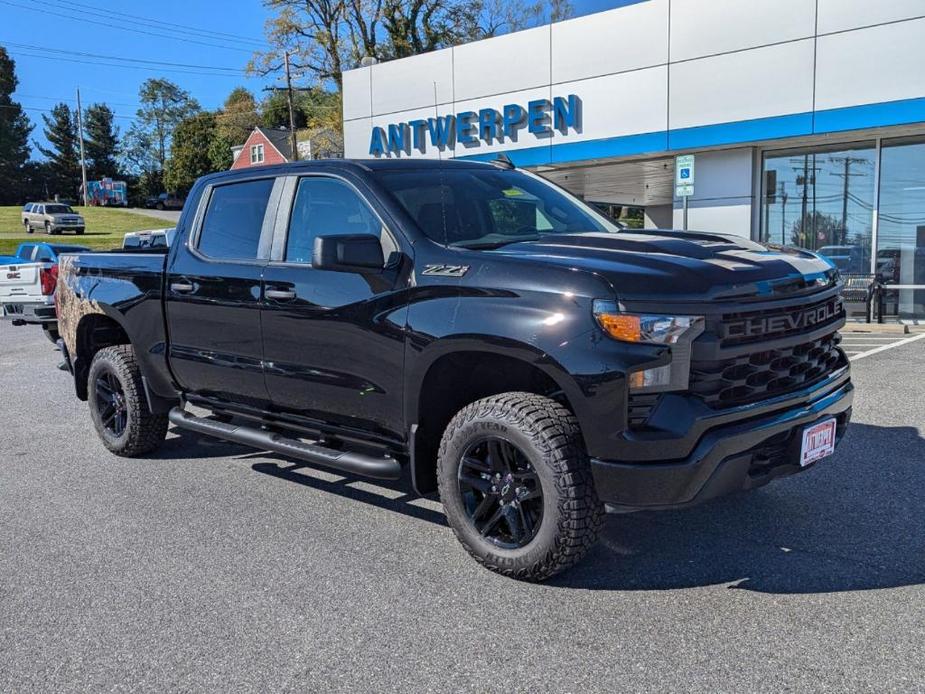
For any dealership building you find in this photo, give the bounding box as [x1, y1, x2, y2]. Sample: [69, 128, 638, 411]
[342, 0, 925, 320]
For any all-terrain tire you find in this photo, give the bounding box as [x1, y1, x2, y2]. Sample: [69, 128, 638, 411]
[437, 392, 603, 581]
[87, 345, 169, 457]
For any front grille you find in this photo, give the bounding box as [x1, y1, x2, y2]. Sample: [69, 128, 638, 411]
[719, 294, 843, 347]
[690, 332, 846, 408]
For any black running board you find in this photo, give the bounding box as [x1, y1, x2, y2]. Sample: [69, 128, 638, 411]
[168, 408, 402, 480]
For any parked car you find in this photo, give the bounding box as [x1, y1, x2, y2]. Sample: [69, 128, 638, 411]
[55, 159, 852, 581]
[1, 242, 89, 342]
[122, 228, 175, 250]
[144, 192, 184, 211]
[816, 245, 865, 274]
[21, 202, 85, 235]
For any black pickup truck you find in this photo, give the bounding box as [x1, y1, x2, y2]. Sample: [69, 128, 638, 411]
[55, 159, 852, 581]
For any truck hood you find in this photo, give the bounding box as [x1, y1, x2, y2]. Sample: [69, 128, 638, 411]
[490, 230, 838, 301]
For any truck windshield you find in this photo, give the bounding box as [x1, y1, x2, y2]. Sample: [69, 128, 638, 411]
[374, 168, 620, 248]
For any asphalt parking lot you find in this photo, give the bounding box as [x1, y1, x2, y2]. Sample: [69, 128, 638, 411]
[1, 326, 923, 693]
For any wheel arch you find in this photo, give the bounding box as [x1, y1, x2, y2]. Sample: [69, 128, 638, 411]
[406, 339, 586, 495]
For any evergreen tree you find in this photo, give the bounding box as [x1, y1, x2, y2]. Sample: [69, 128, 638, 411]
[84, 103, 120, 179]
[35, 103, 81, 199]
[0, 46, 33, 204]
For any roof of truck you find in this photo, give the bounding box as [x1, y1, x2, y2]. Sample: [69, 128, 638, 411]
[199, 157, 499, 187]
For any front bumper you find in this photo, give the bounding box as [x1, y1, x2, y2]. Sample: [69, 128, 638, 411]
[591, 370, 853, 511]
[2, 299, 56, 325]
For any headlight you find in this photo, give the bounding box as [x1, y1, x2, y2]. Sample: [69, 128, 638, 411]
[592, 300, 704, 392]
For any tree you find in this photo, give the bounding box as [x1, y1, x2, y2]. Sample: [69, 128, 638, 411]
[35, 103, 81, 199]
[262, 87, 340, 131]
[135, 78, 200, 172]
[215, 87, 260, 146]
[0, 47, 33, 204]
[83, 103, 120, 179]
[790, 211, 843, 249]
[250, 0, 566, 97]
[164, 112, 220, 194]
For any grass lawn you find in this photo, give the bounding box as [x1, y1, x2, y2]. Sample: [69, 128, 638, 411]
[0, 206, 164, 254]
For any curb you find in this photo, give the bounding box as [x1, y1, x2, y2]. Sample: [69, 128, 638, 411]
[841, 323, 908, 335]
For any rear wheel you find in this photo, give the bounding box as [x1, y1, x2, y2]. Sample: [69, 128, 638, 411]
[437, 392, 603, 581]
[24, 220, 32, 234]
[87, 345, 168, 457]
[44, 221, 51, 235]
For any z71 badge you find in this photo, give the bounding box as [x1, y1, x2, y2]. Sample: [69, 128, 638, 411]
[422, 264, 470, 277]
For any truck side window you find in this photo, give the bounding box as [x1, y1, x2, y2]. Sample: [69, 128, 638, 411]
[197, 178, 274, 260]
[34, 246, 54, 262]
[286, 178, 382, 264]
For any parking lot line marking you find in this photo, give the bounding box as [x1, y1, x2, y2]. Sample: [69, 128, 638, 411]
[849, 332, 925, 361]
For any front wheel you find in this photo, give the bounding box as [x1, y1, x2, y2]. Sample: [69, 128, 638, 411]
[437, 392, 603, 582]
[87, 345, 168, 457]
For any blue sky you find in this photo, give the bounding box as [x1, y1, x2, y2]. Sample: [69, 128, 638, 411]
[3, 0, 624, 158]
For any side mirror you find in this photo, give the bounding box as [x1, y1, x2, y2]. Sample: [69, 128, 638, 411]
[312, 234, 385, 273]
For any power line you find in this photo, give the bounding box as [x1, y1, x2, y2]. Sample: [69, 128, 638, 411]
[6, 48, 248, 77]
[2, 41, 245, 73]
[0, 103, 138, 121]
[0, 0, 257, 54]
[39, 0, 267, 48]
[14, 93, 142, 109]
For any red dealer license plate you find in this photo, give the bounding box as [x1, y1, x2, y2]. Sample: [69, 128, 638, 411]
[800, 418, 837, 467]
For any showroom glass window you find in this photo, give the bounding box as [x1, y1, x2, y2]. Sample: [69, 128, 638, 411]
[878, 137, 925, 319]
[761, 143, 876, 274]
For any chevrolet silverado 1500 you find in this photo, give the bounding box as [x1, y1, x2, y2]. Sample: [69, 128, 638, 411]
[55, 159, 852, 580]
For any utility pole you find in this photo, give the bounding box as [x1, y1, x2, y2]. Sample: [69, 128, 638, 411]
[76, 87, 89, 206]
[284, 51, 299, 162]
[779, 182, 788, 245]
[830, 155, 868, 245]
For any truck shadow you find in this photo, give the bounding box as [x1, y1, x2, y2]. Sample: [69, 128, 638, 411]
[172, 420, 924, 595]
[554, 422, 925, 594]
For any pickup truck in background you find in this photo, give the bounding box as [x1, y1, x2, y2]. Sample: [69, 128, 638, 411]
[122, 228, 175, 250]
[144, 192, 184, 211]
[1, 242, 90, 342]
[54, 159, 852, 581]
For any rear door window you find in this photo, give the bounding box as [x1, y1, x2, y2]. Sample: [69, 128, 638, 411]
[196, 179, 275, 260]
[34, 246, 55, 262]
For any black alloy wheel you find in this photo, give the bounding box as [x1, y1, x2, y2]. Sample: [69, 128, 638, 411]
[457, 437, 544, 549]
[94, 369, 129, 437]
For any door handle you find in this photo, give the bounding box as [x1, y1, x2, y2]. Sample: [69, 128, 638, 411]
[265, 288, 296, 301]
[170, 281, 195, 294]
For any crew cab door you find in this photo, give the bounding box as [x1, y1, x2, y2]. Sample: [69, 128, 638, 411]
[164, 176, 279, 405]
[260, 174, 410, 443]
